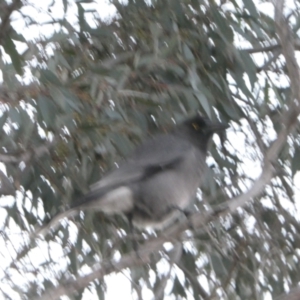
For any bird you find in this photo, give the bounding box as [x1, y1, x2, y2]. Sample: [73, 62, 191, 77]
[36, 113, 228, 236]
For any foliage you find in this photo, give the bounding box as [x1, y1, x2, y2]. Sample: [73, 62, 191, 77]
[0, 0, 300, 299]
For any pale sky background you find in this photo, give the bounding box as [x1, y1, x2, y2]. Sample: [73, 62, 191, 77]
[0, 0, 299, 299]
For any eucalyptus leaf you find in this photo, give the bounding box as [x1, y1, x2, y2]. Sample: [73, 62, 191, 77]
[37, 96, 57, 128]
[0, 112, 8, 129]
[39, 69, 62, 86]
[3, 36, 23, 75]
[292, 148, 300, 176]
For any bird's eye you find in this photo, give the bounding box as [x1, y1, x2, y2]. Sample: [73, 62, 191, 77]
[192, 123, 200, 130]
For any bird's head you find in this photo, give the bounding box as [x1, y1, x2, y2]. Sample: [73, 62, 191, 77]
[176, 113, 228, 150]
[183, 114, 228, 134]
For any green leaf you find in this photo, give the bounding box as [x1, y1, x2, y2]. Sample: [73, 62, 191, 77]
[23, 208, 37, 225]
[37, 96, 57, 127]
[60, 88, 82, 112]
[104, 109, 123, 121]
[109, 132, 133, 157]
[211, 253, 227, 278]
[166, 64, 185, 78]
[239, 50, 257, 89]
[211, 5, 233, 43]
[243, 0, 259, 18]
[55, 114, 76, 131]
[8, 107, 21, 125]
[292, 148, 300, 176]
[9, 30, 26, 43]
[0, 111, 8, 129]
[19, 109, 34, 145]
[183, 44, 195, 61]
[20, 167, 35, 191]
[172, 276, 186, 298]
[250, 19, 266, 40]
[3, 37, 23, 75]
[130, 266, 147, 283]
[39, 69, 62, 86]
[150, 22, 162, 37]
[69, 246, 79, 275]
[229, 21, 256, 44]
[207, 73, 223, 91]
[195, 91, 211, 118]
[217, 99, 241, 120]
[181, 250, 196, 271]
[135, 54, 157, 69]
[62, 0, 68, 13]
[57, 53, 71, 69]
[183, 89, 199, 111]
[230, 69, 253, 99]
[7, 204, 25, 229]
[89, 27, 113, 39]
[50, 88, 67, 111]
[201, 167, 217, 197]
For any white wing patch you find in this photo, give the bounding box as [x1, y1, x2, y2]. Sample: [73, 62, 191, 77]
[98, 186, 134, 214]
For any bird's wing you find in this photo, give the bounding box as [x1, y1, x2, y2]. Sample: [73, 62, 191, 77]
[88, 133, 191, 193]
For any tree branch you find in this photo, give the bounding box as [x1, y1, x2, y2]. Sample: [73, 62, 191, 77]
[244, 39, 300, 54]
[275, 286, 300, 300]
[0, 0, 22, 44]
[0, 141, 55, 164]
[245, 44, 281, 54]
[32, 210, 215, 300]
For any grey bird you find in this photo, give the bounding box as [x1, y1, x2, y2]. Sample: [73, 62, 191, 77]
[37, 114, 227, 235]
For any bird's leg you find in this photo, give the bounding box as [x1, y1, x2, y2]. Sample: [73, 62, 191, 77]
[167, 205, 195, 230]
[212, 203, 228, 216]
[127, 213, 141, 255]
[184, 210, 196, 231]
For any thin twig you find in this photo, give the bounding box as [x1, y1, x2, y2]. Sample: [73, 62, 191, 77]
[0, 141, 55, 164]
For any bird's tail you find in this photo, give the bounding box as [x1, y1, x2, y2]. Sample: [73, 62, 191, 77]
[31, 184, 134, 239]
[31, 187, 112, 239]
